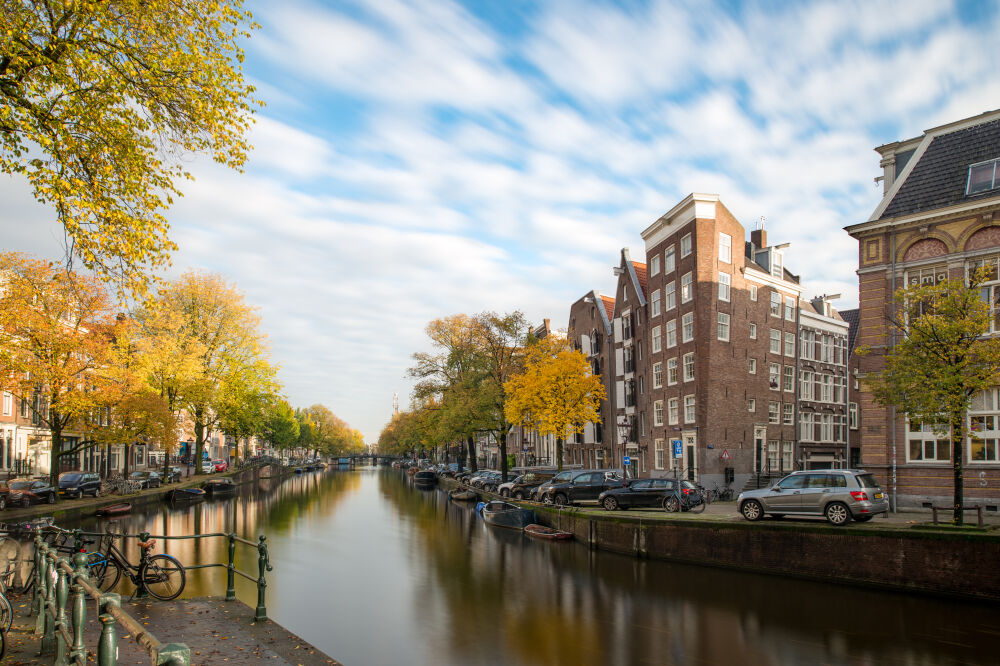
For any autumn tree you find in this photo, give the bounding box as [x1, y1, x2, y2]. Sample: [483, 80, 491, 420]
[0, 1, 260, 296]
[504, 336, 606, 472]
[865, 272, 1000, 525]
[0, 252, 117, 488]
[262, 397, 299, 453]
[217, 361, 281, 462]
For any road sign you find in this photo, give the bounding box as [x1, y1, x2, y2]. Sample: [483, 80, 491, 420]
[672, 439, 683, 458]
[721, 449, 731, 462]
[623, 455, 631, 466]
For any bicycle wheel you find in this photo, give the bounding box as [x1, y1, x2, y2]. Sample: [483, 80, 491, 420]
[91, 557, 122, 593]
[0, 593, 11, 633]
[140, 554, 185, 601]
[689, 494, 706, 514]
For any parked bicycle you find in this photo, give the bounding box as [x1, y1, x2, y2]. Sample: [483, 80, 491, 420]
[711, 482, 734, 502]
[84, 529, 186, 601]
[662, 483, 707, 514]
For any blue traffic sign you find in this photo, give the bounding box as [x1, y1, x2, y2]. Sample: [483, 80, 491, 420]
[672, 439, 683, 458]
[623, 455, 631, 466]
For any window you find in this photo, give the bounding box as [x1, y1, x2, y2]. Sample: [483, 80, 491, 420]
[651, 325, 662, 354]
[664, 282, 676, 311]
[650, 254, 661, 276]
[969, 254, 1000, 333]
[748, 398, 756, 413]
[785, 296, 795, 321]
[2, 392, 10, 416]
[769, 329, 781, 354]
[769, 363, 780, 390]
[666, 319, 677, 348]
[653, 362, 663, 388]
[664, 245, 676, 273]
[651, 289, 661, 317]
[799, 412, 813, 442]
[718, 272, 731, 302]
[783, 403, 794, 425]
[800, 370, 814, 400]
[907, 421, 951, 462]
[668, 398, 679, 425]
[717, 312, 730, 341]
[681, 272, 693, 303]
[800, 330, 815, 360]
[768, 401, 780, 424]
[639, 375, 644, 395]
[771, 250, 783, 279]
[749, 323, 757, 340]
[848, 402, 858, 429]
[655, 439, 665, 469]
[683, 353, 695, 381]
[770, 292, 781, 316]
[969, 389, 1000, 462]
[681, 233, 692, 257]
[749, 358, 757, 374]
[682, 313, 694, 342]
[719, 233, 732, 263]
[784, 332, 795, 357]
[783, 365, 794, 392]
[750, 285, 758, 301]
[684, 395, 695, 423]
[654, 400, 664, 427]
[967, 158, 999, 195]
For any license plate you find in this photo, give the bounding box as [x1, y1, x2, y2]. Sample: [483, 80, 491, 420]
[874, 492, 884, 499]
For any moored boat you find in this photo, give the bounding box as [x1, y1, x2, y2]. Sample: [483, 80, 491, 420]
[167, 487, 206, 502]
[202, 478, 237, 496]
[479, 501, 535, 530]
[449, 489, 477, 501]
[524, 524, 573, 540]
[413, 470, 438, 486]
[95, 503, 132, 517]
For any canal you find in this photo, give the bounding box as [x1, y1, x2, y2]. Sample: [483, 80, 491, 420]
[67, 467, 1000, 666]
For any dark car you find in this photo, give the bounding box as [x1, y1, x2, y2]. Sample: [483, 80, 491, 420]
[130, 471, 162, 489]
[540, 470, 624, 506]
[166, 466, 183, 483]
[4, 479, 57, 507]
[530, 469, 579, 500]
[58, 471, 102, 499]
[598, 477, 689, 510]
[506, 472, 555, 500]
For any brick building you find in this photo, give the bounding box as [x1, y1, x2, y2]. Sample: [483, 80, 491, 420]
[846, 109, 1000, 509]
[610, 250, 648, 477]
[566, 290, 615, 469]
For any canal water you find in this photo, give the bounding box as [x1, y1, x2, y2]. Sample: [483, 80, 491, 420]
[67, 467, 999, 666]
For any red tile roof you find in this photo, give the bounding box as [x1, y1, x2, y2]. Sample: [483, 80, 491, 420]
[632, 261, 647, 296]
[600, 295, 615, 322]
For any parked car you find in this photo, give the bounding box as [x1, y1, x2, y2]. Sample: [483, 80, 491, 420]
[598, 477, 688, 510]
[530, 469, 579, 500]
[4, 478, 57, 507]
[540, 470, 624, 506]
[58, 471, 102, 499]
[737, 469, 889, 526]
[469, 470, 498, 489]
[507, 472, 555, 500]
[166, 466, 183, 483]
[212, 459, 229, 472]
[199, 461, 216, 474]
[130, 471, 162, 489]
[497, 475, 523, 497]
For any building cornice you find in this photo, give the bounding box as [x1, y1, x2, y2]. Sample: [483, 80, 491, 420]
[743, 265, 804, 295]
[846, 197, 1000, 236]
[641, 193, 720, 251]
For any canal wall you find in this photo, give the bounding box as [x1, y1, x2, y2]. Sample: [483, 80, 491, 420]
[535, 505, 1000, 602]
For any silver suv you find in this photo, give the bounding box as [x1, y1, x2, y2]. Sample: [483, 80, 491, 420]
[737, 469, 889, 525]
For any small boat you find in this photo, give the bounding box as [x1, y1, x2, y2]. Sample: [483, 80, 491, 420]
[293, 467, 305, 474]
[413, 470, 438, 486]
[202, 478, 237, 496]
[167, 487, 206, 502]
[449, 489, 478, 502]
[524, 524, 573, 541]
[95, 503, 132, 517]
[479, 501, 535, 530]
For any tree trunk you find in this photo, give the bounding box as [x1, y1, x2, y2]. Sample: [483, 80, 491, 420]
[194, 407, 206, 471]
[466, 435, 477, 472]
[123, 442, 132, 477]
[499, 427, 509, 482]
[952, 415, 965, 526]
[48, 415, 62, 494]
[556, 437, 563, 472]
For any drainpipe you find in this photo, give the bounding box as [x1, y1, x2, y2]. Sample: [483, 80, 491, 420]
[890, 228, 898, 513]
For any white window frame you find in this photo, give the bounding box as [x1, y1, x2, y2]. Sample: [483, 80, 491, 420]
[651, 325, 662, 354]
[681, 272, 693, 303]
[664, 281, 676, 311]
[749, 358, 757, 374]
[769, 329, 781, 354]
[784, 332, 795, 357]
[683, 395, 695, 423]
[665, 319, 677, 348]
[664, 245, 676, 273]
[683, 352, 695, 382]
[718, 272, 731, 302]
[650, 254, 661, 277]
[717, 312, 730, 341]
[748, 398, 756, 413]
[651, 289, 661, 317]
[768, 401, 780, 424]
[769, 362, 780, 390]
[655, 439, 665, 469]
[682, 313, 694, 343]
[783, 365, 794, 392]
[750, 285, 758, 301]
[906, 420, 952, 463]
[719, 232, 732, 263]
[848, 402, 858, 429]
[653, 362, 663, 389]
[783, 402, 794, 425]
[785, 296, 795, 321]
[668, 398, 679, 425]
[667, 358, 678, 385]
[770, 292, 781, 317]
[653, 400, 664, 427]
[749, 323, 757, 340]
[680, 233, 692, 258]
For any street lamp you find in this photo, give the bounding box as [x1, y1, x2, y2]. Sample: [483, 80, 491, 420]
[617, 415, 632, 480]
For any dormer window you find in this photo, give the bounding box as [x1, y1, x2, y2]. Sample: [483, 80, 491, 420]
[967, 158, 999, 195]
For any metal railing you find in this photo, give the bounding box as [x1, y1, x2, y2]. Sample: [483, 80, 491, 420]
[29, 526, 273, 665]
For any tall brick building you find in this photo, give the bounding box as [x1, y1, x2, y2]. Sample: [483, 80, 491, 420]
[566, 290, 615, 469]
[846, 109, 1000, 509]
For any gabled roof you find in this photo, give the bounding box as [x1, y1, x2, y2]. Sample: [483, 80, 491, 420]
[840, 308, 860, 352]
[600, 295, 615, 323]
[876, 111, 1000, 221]
[631, 262, 647, 295]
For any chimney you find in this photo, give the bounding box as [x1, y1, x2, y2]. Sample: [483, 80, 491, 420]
[750, 228, 767, 250]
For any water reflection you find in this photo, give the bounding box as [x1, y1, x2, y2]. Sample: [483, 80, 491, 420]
[66, 469, 1000, 666]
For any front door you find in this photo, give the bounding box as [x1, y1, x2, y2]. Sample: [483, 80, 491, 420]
[684, 432, 697, 482]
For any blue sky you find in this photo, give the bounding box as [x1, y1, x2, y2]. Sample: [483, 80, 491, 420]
[4, 0, 1000, 441]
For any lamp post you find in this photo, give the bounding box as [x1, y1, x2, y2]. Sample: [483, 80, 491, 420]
[617, 415, 632, 480]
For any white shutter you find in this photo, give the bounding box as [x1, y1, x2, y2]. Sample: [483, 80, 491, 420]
[584, 422, 595, 444]
[580, 333, 591, 354]
[614, 317, 622, 342]
[615, 348, 624, 376]
[616, 381, 625, 407]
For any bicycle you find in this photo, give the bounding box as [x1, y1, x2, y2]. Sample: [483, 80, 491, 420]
[662, 485, 707, 514]
[712, 482, 734, 502]
[85, 530, 186, 601]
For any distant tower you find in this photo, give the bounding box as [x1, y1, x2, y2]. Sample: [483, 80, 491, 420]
[393, 393, 399, 416]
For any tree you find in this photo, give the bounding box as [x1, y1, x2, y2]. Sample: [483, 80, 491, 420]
[262, 397, 299, 453]
[217, 361, 280, 462]
[92, 389, 177, 479]
[0, 252, 116, 488]
[865, 272, 1000, 525]
[1, 1, 260, 296]
[504, 337, 606, 472]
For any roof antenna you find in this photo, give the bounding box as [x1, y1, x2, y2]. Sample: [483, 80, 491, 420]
[757, 215, 766, 231]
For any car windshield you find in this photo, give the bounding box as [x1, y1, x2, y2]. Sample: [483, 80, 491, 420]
[9, 481, 31, 490]
[130, 472, 146, 478]
[855, 473, 881, 489]
[552, 471, 574, 482]
[60, 473, 83, 483]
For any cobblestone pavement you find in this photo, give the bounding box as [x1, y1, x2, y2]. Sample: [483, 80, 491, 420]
[3, 595, 340, 665]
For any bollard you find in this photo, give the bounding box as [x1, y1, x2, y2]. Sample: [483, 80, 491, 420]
[254, 535, 272, 622]
[98, 593, 121, 666]
[155, 642, 192, 665]
[136, 532, 151, 599]
[34, 538, 46, 635]
[71, 551, 90, 664]
[41, 552, 56, 653]
[225, 533, 236, 601]
[54, 557, 69, 665]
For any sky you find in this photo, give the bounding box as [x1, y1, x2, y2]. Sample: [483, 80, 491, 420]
[3, 0, 1000, 442]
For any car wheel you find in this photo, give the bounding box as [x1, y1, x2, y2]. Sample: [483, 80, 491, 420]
[0, 496, 6, 511]
[47, 493, 56, 504]
[663, 496, 681, 513]
[740, 499, 764, 521]
[825, 502, 852, 526]
[854, 515, 874, 522]
[603, 496, 619, 511]
[553, 493, 568, 506]
[512, 491, 524, 500]
[500, 488, 509, 498]
[94, 488, 101, 498]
